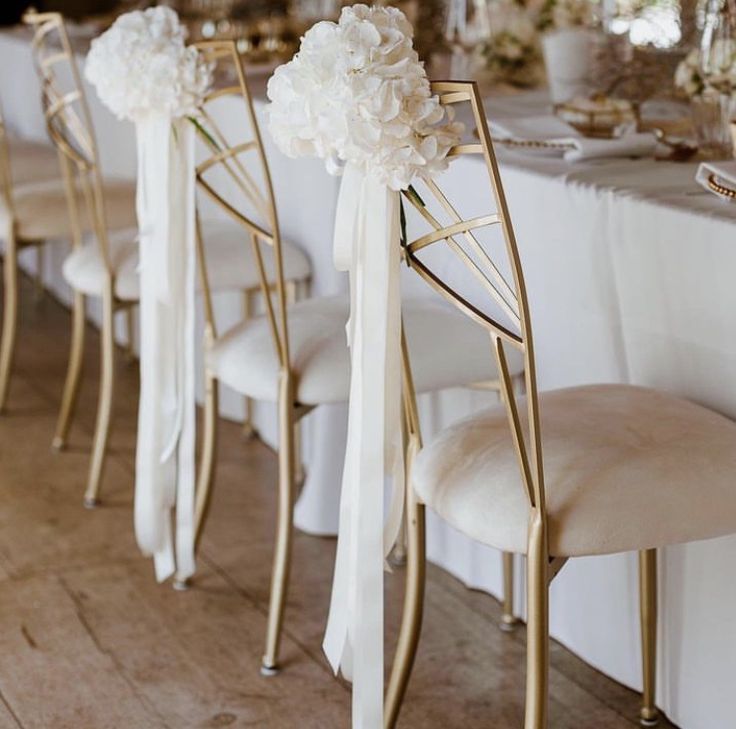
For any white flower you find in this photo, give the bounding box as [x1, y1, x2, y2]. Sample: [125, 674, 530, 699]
[549, 0, 595, 30]
[674, 44, 736, 99]
[85, 6, 213, 122]
[265, 4, 463, 191]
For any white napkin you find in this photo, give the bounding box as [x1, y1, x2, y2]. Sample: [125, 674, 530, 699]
[489, 115, 658, 162]
[695, 161, 736, 200]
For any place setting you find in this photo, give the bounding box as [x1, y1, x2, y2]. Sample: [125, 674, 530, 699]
[2, 1, 736, 728]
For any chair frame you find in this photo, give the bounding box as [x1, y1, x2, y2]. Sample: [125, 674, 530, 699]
[24, 9, 137, 507]
[188, 40, 310, 674]
[0, 101, 58, 409]
[385, 81, 659, 729]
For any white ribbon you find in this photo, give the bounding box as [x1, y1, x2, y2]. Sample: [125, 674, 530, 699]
[323, 163, 405, 728]
[133, 116, 197, 583]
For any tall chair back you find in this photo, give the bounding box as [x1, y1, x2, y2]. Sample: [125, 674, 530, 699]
[23, 10, 112, 273]
[192, 40, 290, 374]
[401, 80, 544, 526]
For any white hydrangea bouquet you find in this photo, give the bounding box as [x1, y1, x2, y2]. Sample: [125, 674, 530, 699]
[268, 5, 462, 724]
[85, 5, 212, 123]
[267, 3, 462, 190]
[85, 6, 213, 586]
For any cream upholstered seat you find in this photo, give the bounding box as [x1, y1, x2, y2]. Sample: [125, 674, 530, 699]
[209, 296, 521, 404]
[196, 220, 311, 293]
[415, 384, 736, 558]
[0, 178, 137, 242]
[62, 228, 139, 301]
[62, 218, 311, 302]
[5, 137, 60, 187]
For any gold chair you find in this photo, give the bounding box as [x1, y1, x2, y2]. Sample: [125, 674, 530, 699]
[23, 10, 139, 507]
[0, 102, 68, 410]
[24, 16, 311, 510]
[385, 80, 736, 729]
[189, 42, 524, 675]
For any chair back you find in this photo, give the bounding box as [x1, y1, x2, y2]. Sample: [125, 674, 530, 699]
[192, 40, 290, 371]
[401, 81, 545, 522]
[23, 10, 113, 272]
[0, 104, 12, 219]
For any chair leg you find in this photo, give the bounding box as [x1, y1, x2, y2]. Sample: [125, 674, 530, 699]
[241, 289, 257, 440]
[52, 291, 86, 451]
[500, 551, 518, 632]
[524, 517, 549, 729]
[261, 374, 296, 676]
[33, 245, 44, 304]
[0, 231, 19, 413]
[123, 306, 135, 363]
[639, 549, 659, 727]
[384, 491, 426, 728]
[83, 289, 115, 508]
[193, 373, 219, 550]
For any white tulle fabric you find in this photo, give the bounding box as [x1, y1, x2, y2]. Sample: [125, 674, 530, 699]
[267, 6, 461, 726]
[85, 7, 208, 582]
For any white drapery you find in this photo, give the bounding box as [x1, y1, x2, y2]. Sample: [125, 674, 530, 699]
[323, 163, 405, 729]
[133, 116, 197, 583]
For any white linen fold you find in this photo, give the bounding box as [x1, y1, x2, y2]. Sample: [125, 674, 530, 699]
[696, 161, 736, 200]
[490, 116, 658, 161]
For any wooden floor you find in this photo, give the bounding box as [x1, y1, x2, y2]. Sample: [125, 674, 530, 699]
[0, 271, 680, 729]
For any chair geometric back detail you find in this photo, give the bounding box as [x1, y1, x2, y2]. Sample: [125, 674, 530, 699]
[192, 40, 290, 374]
[402, 80, 544, 515]
[23, 10, 112, 273]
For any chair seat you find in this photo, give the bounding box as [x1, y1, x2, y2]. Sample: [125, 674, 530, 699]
[209, 296, 523, 405]
[199, 219, 311, 291]
[414, 384, 736, 558]
[62, 218, 311, 302]
[7, 137, 61, 187]
[62, 228, 140, 301]
[0, 178, 137, 242]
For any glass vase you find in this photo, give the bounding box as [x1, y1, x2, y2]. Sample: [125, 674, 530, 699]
[691, 93, 736, 158]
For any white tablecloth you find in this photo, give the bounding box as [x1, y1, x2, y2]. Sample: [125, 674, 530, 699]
[2, 28, 736, 728]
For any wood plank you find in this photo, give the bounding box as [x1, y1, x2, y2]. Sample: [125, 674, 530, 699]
[0, 379, 139, 579]
[60, 560, 350, 728]
[0, 575, 165, 729]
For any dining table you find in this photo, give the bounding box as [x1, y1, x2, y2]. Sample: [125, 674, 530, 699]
[2, 24, 736, 729]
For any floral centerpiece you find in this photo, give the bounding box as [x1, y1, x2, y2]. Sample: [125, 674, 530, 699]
[536, 0, 597, 32]
[534, 0, 599, 102]
[478, 0, 542, 87]
[85, 6, 213, 586]
[674, 45, 736, 100]
[675, 43, 736, 158]
[267, 5, 462, 726]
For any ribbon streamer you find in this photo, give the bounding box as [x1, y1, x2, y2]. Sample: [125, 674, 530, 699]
[133, 116, 196, 583]
[323, 163, 405, 728]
